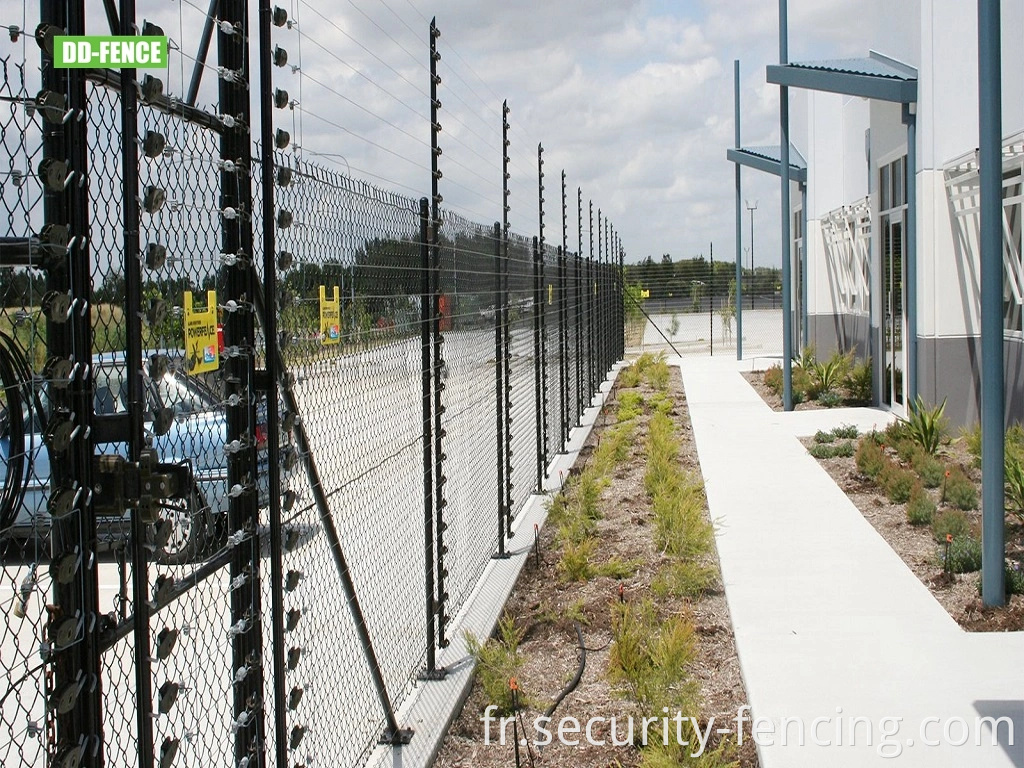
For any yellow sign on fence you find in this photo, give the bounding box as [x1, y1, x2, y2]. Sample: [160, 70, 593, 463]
[183, 290, 219, 374]
[319, 285, 340, 345]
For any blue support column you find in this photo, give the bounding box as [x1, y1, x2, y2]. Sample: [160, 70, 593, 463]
[779, 0, 793, 409]
[801, 182, 809, 349]
[903, 104, 918, 404]
[978, 0, 1005, 606]
[735, 59, 744, 360]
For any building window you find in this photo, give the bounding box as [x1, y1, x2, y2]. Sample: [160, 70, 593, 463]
[1004, 170, 1023, 335]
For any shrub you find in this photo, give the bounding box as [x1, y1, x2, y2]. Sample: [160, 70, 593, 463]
[831, 423, 860, 440]
[818, 390, 843, 408]
[652, 559, 718, 599]
[557, 536, 597, 581]
[901, 396, 948, 455]
[594, 555, 642, 580]
[844, 359, 873, 404]
[855, 437, 887, 479]
[808, 441, 855, 459]
[943, 466, 978, 510]
[906, 485, 936, 525]
[1006, 562, 1024, 596]
[1005, 452, 1024, 517]
[895, 438, 918, 463]
[963, 423, 982, 468]
[880, 462, 916, 504]
[912, 449, 945, 489]
[763, 364, 783, 397]
[812, 350, 851, 393]
[884, 419, 911, 446]
[608, 599, 697, 711]
[465, 614, 526, 714]
[932, 509, 971, 543]
[617, 390, 644, 422]
[943, 535, 982, 574]
[814, 429, 836, 444]
[793, 364, 820, 402]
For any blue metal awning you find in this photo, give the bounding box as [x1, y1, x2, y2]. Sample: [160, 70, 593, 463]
[726, 144, 807, 183]
[766, 50, 917, 103]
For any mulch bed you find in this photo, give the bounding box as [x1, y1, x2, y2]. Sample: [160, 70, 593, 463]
[435, 366, 759, 767]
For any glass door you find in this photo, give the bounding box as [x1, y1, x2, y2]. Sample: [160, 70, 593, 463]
[881, 212, 906, 410]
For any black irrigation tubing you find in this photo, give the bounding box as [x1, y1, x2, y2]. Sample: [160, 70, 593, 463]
[543, 621, 586, 720]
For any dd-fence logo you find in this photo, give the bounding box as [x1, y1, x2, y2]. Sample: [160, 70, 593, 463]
[54, 36, 168, 68]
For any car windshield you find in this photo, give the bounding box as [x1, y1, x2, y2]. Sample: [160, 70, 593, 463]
[152, 370, 218, 414]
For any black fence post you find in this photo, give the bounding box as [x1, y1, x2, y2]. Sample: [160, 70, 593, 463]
[492, 222, 509, 558]
[501, 101, 513, 534]
[536, 144, 549, 483]
[532, 236, 544, 491]
[587, 200, 595, 401]
[559, 170, 568, 447]
[112, 0, 155, 762]
[218, 0, 268, 762]
[419, 197, 438, 673]
[576, 188, 584, 423]
[257, 0, 290, 762]
[618, 238, 625, 359]
[429, 16, 449, 651]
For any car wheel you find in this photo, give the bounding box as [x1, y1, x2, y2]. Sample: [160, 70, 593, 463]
[154, 483, 224, 565]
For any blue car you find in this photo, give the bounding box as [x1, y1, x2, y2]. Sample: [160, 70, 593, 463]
[0, 350, 277, 564]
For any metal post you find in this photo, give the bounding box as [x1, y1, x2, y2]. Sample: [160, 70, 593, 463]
[532, 236, 544, 491]
[576, 188, 584, 422]
[428, 17, 450, 649]
[748, 200, 757, 310]
[537, 143, 549, 476]
[588, 201, 595, 399]
[419, 198, 439, 666]
[185, 0, 219, 106]
[559, 170, 568, 446]
[779, 0, 794, 410]
[735, 59, 744, 359]
[113, 0, 155, 761]
[218, 0, 267, 761]
[492, 222, 509, 558]
[978, 0, 1005, 606]
[903, 104, 918, 402]
[256, 0, 288, 761]
[710, 243, 715, 356]
[501, 101, 513, 531]
[597, 208, 603, 380]
[801, 182, 809, 349]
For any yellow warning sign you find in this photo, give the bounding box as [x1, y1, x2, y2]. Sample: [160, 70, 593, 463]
[183, 290, 220, 374]
[548, 283, 553, 305]
[319, 285, 340, 345]
[641, 289, 650, 298]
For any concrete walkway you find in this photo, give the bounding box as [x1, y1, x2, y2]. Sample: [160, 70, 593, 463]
[677, 355, 1024, 767]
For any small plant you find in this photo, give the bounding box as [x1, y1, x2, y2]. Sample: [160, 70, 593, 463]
[652, 559, 718, 599]
[763, 365, 783, 397]
[943, 466, 978, 510]
[792, 364, 820, 402]
[617, 390, 645, 422]
[963, 423, 982, 468]
[1005, 562, 1024, 596]
[906, 484, 936, 525]
[912, 449, 945, 489]
[1005, 452, 1024, 517]
[817, 389, 843, 408]
[900, 395, 948, 455]
[465, 614, 526, 714]
[813, 429, 836, 444]
[931, 509, 971, 543]
[880, 462, 916, 504]
[557, 537, 597, 581]
[942, 535, 982, 573]
[667, 313, 680, 339]
[844, 359, 873, 404]
[808, 441, 855, 459]
[812, 350, 851, 393]
[855, 437, 887, 479]
[595, 555, 642, 580]
[608, 598, 697, 712]
[831, 423, 860, 440]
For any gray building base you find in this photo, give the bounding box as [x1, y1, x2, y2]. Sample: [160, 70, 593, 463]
[808, 312, 871, 361]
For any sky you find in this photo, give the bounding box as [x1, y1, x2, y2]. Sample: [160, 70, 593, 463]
[80, 0, 888, 267]
[233, 0, 886, 267]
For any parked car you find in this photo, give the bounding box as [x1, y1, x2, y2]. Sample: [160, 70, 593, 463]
[0, 350, 284, 564]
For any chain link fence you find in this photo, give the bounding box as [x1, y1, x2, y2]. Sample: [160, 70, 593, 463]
[0, 3, 625, 767]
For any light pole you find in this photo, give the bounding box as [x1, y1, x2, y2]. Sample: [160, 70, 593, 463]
[746, 199, 757, 309]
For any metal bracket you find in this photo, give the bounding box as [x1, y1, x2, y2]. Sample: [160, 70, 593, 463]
[91, 450, 192, 522]
[378, 726, 414, 745]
